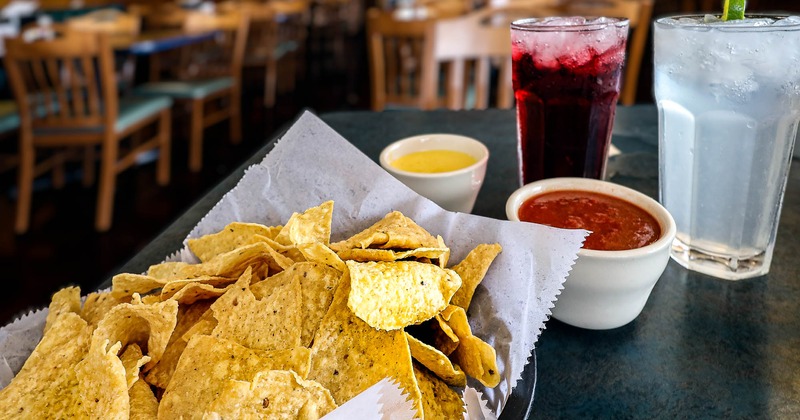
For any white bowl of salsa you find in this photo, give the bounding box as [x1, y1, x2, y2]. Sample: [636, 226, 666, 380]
[380, 134, 489, 213]
[505, 177, 676, 330]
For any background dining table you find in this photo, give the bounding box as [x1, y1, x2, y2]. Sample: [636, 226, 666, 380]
[109, 105, 800, 418]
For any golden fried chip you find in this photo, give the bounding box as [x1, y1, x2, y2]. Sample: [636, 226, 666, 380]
[159, 276, 234, 300]
[181, 308, 217, 342]
[308, 273, 423, 417]
[188, 221, 282, 262]
[211, 267, 302, 351]
[149, 242, 278, 281]
[145, 300, 213, 390]
[204, 370, 337, 419]
[158, 335, 311, 419]
[450, 243, 502, 310]
[346, 260, 462, 330]
[111, 273, 168, 300]
[44, 286, 81, 334]
[406, 333, 466, 387]
[252, 262, 342, 347]
[330, 210, 439, 251]
[0, 312, 91, 418]
[251, 234, 307, 263]
[91, 298, 178, 371]
[129, 374, 159, 420]
[298, 242, 347, 272]
[81, 291, 126, 328]
[75, 340, 128, 418]
[274, 200, 334, 246]
[119, 344, 150, 389]
[414, 363, 465, 419]
[441, 305, 500, 387]
[432, 314, 460, 356]
[336, 247, 450, 267]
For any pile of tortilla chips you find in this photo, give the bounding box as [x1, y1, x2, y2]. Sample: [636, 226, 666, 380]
[0, 201, 503, 419]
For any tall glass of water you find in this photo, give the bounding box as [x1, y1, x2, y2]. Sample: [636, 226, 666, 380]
[653, 15, 800, 280]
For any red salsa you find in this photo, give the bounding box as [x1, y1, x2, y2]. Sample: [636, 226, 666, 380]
[518, 190, 661, 251]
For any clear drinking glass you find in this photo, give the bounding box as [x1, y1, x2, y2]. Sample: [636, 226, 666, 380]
[653, 15, 800, 280]
[510, 17, 629, 186]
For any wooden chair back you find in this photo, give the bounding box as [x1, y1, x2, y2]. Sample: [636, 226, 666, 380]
[4, 29, 118, 135]
[366, 8, 432, 110]
[421, 6, 516, 110]
[177, 10, 250, 81]
[65, 9, 141, 36]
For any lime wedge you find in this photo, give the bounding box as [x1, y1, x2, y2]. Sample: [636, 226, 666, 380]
[722, 0, 745, 21]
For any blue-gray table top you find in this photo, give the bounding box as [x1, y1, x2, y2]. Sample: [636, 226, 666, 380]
[114, 106, 800, 418]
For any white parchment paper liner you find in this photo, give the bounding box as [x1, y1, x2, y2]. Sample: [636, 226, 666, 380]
[0, 111, 586, 418]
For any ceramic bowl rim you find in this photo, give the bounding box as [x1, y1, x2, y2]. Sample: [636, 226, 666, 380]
[379, 133, 490, 179]
[506, 177, 676, 259]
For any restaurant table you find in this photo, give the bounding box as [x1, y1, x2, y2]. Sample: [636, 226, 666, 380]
[110, 105, 800, 418]
[110, 30, 218, 55]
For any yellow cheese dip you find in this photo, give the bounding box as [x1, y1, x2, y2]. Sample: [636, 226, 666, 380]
[390, 150, 477, 173]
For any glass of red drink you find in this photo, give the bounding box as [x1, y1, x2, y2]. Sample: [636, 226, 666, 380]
[510, 17, 629, 186]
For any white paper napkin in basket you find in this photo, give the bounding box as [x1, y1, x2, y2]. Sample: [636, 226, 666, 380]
[0, 111, 586, 418]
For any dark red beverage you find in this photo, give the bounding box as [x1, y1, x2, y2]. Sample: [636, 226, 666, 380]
[511, 17, 629, 185]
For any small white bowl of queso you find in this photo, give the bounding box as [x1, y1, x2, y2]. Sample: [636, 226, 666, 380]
[380, 134, 489, 213]
[506, 177, 676, 330]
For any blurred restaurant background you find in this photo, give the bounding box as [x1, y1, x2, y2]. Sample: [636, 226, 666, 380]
[0, 0, 798, 324]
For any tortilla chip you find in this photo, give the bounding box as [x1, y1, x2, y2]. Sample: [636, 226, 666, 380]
[129, 374, 159, 420]
[330, 211, 439, 251]
[111, 273, 168, 300]
[147, 261, 192, 280]
[160, 276, 235, 301]
[44, 286, 81, 334]
[298, 242, 347, 272]
[432, 314, 460, 356]
[204, 370, 337, 419]
[414, 363, 465, 419]
[441, 305, 500, 387]
[337, 247, 450, 267]
[119, 344, 151, 389]
[211, 267, 302, 351]
[0, 312, 91, 418]
[181, 308, 217, 342]
[450, 243, 502, 310]
[158, 335, 311, 419]
[308, 273, 423, 417]
[252, 262, 341, 347]
[148, 242, 278, 281]
[406, 333, 466, 387]
[347, 260, 462, 330]
[188, 222, 282, 262]
[274, 200, 334, 246]
[75, 340, 129, 418]
[81, 291, 126, 328]
[145, 300, 213, 390]
[91, 298, 179, 371]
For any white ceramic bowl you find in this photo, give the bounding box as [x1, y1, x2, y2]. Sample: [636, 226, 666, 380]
[506, 177, 677, 330]
[380, 134, 489, 213]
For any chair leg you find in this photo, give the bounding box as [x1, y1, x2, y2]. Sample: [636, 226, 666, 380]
[189, 99, 204, 172]
[83, 146, 96, 187]
[14, 139, 35, 234]
[52, 151, 66, 189]
[95, 135, 118, 232]
[264, 59, 278, 107]
[230, 87, 242, 145]
[157, 109, 171, 186]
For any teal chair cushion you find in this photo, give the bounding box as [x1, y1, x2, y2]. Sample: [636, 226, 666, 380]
[30, 95, 172, 136]
[0, 101, 19, 134]
[135, 78, 234, 100]
[116, 96, 172, 133]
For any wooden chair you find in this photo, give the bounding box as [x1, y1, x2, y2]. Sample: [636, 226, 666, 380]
[420, 6, 516, 110]
[366, 8, 432, 110]
[230, 0, 310, 107]
[135, 9, 249, 172]
[4, 29, 172, 233]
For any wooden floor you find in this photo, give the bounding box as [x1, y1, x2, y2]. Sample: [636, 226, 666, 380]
[0, 29, 370, 325]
